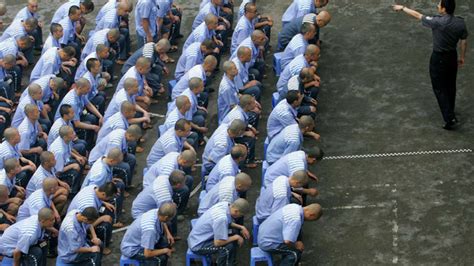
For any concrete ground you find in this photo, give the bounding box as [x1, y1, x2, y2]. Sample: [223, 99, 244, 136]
[2, 0, 474, 265]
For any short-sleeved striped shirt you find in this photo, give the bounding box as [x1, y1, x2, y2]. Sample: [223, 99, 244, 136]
[17, 189, 53, 221]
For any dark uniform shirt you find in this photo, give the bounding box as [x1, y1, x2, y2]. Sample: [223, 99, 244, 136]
[421, 14, 468, 52]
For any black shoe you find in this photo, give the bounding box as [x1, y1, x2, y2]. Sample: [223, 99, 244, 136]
[443, 118, 459, 130]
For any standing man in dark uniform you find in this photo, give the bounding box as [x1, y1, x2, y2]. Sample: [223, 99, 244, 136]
[392, 0, 468, 130]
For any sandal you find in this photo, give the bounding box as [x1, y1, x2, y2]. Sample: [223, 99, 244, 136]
[163, 57, 175, 63]
[168, 46, 178, 53]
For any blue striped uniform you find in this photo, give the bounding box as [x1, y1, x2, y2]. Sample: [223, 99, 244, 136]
[12, 94, 44, 128]
[51, 0, 80, 23]
[159, 108, 186, 136]
[30, 47, 61, 82]
[48, 137, 72, 172]
[116, 66, 145, 96]
[0, 169, 16, 194]
[238, 0, 252, 20]
[14, 6, 40, 21]
[58, 16, 77, 46]
[67, 185, 103, 212]
[58, 209, 91, 263]
[0, 141, 21, 169]
[167, 89, 196, 121]
[48, 118, 73, 147]
[258, 204, 304, 250]
[156, 0, 172, 18]
[41, 35, 61, 55]
[276, 54, 309, 95]
[221, 105, 248, 126]
[263, 151, 307, 187]
[231, 16, 255, 54]
[134, 0, 159, 38]
[26, 165, 56, 197]
[281, 0, 316, 25]
[0, 20, 27, 42]
[255, 175, 291, 222]
[217, 74, 240, 124]
[104, 88, 136, 120]
[183, 22, 215, 50]
[54, 88, 89, 120]
[81, 29, 110, 61]
[81, 158, 113, 189]
[131, 175, 173, 218]
[146, 128, 185, 168]
[281, 34, 308, 69]
[206, 154, 240, 192]
[96, 0, 118, 25]
[97, 112, 129, 140]
[17, 189, 53, 221]
[188, 202, 231, 251]
[75, 52, 99, 81]
[17, 117, 40, 151]
[143, 152, 180, 187]
[0, 215, 43, 257]
[266, 124, 303, 164]
[230, 36, 259, 67]
[81, 71, 100, 101]
[175, 42, 204, 81]
[232, 57, 250, 84]
[202, 123, 234, 166]
[20, 75, 57, 104]
[267, 100, 298, 139]
[95, 8, 120, 31]
[171, 64, 206, 100]
[192, 2, 220, 30]
[198, 175, 238, 216]
[0, 38, 19, 58]
[89, 129, 127, 164]
[121, 208, 163, 257]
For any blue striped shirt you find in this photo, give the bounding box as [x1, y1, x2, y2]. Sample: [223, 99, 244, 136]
[281, 0, 316, 24]
[104, 88, 136, 120]
[0, 38, 19, 58]
[30, 47, 61, 82]
[134, 0, 159, 37]
[206, 154, 240, 192]
[26, 165, 56, 197]
[131, 175, 173, 218]
[171, 64, 206, 100]
[42, 35, 61, 55]
[175, 42, 204, 81]
[232, 57, 249, 85]
[58, 209, 91, 263]
[188, 202, 231, 251]
[258, 204, 303, 250]
[183, 22, 215, 50]
[54, 88, 89, 121]
[81, 158, 113, 189]
[143, 152, 180, 187]
[147, 128, 184, 168]
[221, 105, 248, 126]
[255, 175, 291, 222]
[18, 117, 40, 151]
[263, 151, 307, 187]
[75, 52, 99, 81]
[281, 34, 308, 69]
[97, 112, 129, 140]
[267, 100, 298, 139]
[116, 66, 145, 96]
[192, 2, 220, 30]
[231, 16, 255, 54]
[48, 137, 72, 172]
[0, 215, 43, 256]
[96, 0, 118, 24]
[81, 29, 110, 61]
[52, 0, 80, 23]
[89, 129, 127, 164]
[167, 89, 196, 121]
[20, 75, 56, 104]
[266, 124, 303, 164]
[198, 175, 238, 216]
[217, 74, 240, 124]
[58, 16, 77, 46]
[121, 208, 163, 257]
[202, 123, 235, 166]
[230, 36, 259, 67]
[82, 71, 100, 101]
[277, 54, 309, 95]
[0, 169, 16, 194]
[0, 141, 21, 169]
[0, 20, 27, 42]
[159, 108, 186, 136]
[48, 118, 73, 147]
[17, 189, 53, 221]
[12, 94, 44, 128]
[95, 8, 120, 31]
[14, 6, 40, 21]
[67, 185, 103, 212]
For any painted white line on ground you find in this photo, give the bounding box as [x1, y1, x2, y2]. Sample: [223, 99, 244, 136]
[328, 183, 395, 190]
[149, 112, 165, 118]
[324, 148, 472, 160]
[392, 199, 399, 264]
[323, 203, 388, 210]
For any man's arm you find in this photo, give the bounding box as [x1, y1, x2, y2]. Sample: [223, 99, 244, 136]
[392, 5, 423, 20]
[459, 39, 467, 66]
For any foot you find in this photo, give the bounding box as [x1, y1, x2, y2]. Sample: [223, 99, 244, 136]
[116, 59, 126, 65]
[123, 190, 130, 198]
[177, 215, 185, 222]
[136, 146, 145, 153]
[113, 222, 125, 228]
[245, 163, 258, 169]
[443, 118, 459, 130]
[172, 236, 182, 241]
[103, 248, 112, 255]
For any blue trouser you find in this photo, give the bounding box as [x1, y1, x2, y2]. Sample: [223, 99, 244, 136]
[192, 110, 207, 142]
[58, 159, 82, 197]
[169, 175, 193, 235]
[192, 239, 237, 266]
[77, 113, 99, 150]
[235, 135, 256, 164]
[112, 153, 136, 187]
[240, 83, 262, 102]
[264, 243, 302, 266]
[118, 29, 130, 60]
[66, 249, 102, 266]
[131, 237, 169, 266]
[90, 91, 106, 115]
